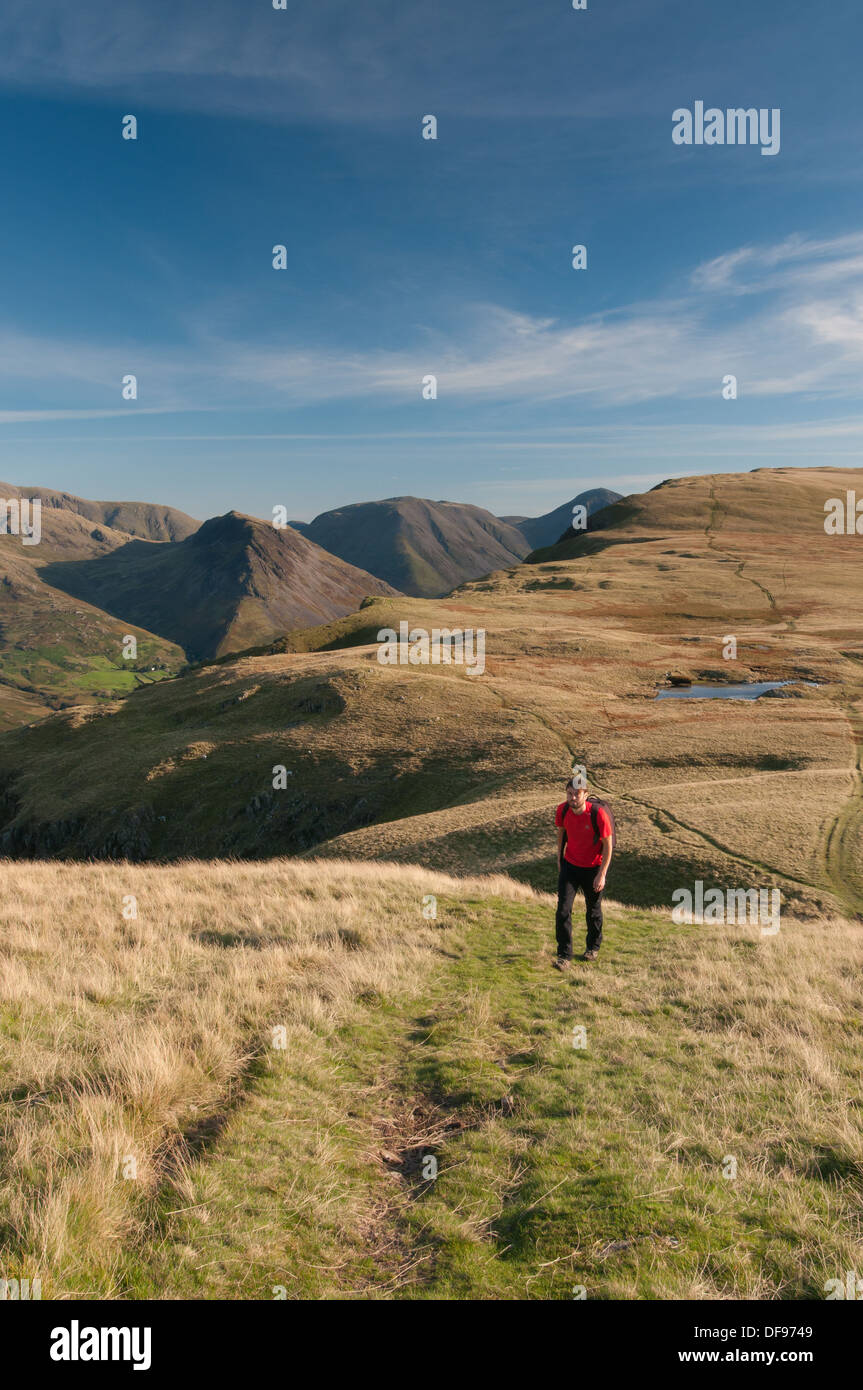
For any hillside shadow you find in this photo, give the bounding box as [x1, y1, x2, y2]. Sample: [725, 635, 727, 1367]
[39, 540, 205, 655]
[510, 848, 733, 910]
[40, 539, 158, 608]
[0, 667, 510, 863]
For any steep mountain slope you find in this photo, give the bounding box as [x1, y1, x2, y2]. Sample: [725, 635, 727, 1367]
[291, 497, 530, 596]
[0, 481, 199, 542]
[1, 466, 860, 920]
[40, 511, 399, 661]
[501, 487, 621, 549]
[0, 501, 186, 729]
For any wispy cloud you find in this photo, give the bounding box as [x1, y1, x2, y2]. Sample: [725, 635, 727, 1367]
[690, 231, 863, 294]
[0, 407, 199, 424]
[3, 230, 863, 416]
[0, 0, 817, 126]
[6, 418, 863, 457]
[218, 230, 863, 404]
[0, 0, 613, 119]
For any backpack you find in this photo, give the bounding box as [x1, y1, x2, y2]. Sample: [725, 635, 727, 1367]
[561, 796, 617, 850]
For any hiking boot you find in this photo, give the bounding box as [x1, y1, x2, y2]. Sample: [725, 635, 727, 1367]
[553, 956, 571, 971]
[580, 949, 599, 962]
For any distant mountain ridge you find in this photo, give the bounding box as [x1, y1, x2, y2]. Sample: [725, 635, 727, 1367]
[41, 510, 398, 661]
[502, 488, 622, 549]
[290, 497, 531, 597]
[0, 477, 621, 724]
[0, 481, 200, 543]
[289, 490, 622, 597]
[0, 466, 858, 908]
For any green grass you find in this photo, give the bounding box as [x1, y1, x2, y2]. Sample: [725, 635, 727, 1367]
[0, 636, 181, 708]
[123, 894, 863, 1300]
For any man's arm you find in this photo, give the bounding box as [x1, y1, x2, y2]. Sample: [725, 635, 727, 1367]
[556, 825, 565, 870]
[594, 834, 613, 892]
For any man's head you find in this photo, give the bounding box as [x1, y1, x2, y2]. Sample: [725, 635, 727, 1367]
[564, 775, 588, 812]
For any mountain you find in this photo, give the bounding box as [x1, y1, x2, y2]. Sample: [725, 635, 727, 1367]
[290, 497, 531, 597]
[524, 467, 849, 563]
[502, 488, 622, 549]
[40, 511, 399, 662]
[0, 494, 187, 728]
[0, 481, 199, 542]
[2, 466, 860, 924]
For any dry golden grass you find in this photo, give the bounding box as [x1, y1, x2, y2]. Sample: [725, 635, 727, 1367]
[1, 856, 860, 1300]
[0, 856, 537, 1295]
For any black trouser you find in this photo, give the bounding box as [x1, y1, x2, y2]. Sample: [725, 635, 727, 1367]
[556, 861, 604, 958]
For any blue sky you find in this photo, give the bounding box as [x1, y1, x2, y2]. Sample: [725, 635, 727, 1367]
[1, 0, 862, 522]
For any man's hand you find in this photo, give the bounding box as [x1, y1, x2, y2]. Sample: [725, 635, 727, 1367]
[594, 834, 612, 895]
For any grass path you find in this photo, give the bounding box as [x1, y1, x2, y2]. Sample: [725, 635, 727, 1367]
[705, 481, 780, 621]
[124, 893, 863, 1301]
[821, 696, 863, 917]
[705, 474, 863, 916]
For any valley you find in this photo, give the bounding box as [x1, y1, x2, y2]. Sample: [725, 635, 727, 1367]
[0, 465, 859, 919]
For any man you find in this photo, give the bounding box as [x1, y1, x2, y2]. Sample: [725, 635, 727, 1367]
[554, 776, 613, 968]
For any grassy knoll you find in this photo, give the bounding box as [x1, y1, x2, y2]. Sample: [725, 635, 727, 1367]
[2, 859, 859, 1300]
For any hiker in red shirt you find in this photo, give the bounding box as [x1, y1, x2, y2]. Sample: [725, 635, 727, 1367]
[554, 775, 613, 968]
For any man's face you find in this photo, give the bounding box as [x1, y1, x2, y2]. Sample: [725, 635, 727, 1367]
[566, 783, 587, 811]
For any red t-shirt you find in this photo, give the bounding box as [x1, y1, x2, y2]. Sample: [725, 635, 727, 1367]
[555, 800, 612, 867]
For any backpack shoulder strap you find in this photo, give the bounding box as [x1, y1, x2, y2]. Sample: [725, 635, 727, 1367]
[589, 799, 600, 843]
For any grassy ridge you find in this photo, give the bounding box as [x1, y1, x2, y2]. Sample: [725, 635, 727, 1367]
[2, 859, 859, 1300]
[138, 892, 863, 1301]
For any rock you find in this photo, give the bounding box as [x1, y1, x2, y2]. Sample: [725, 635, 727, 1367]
[758, 685, 806, 699]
